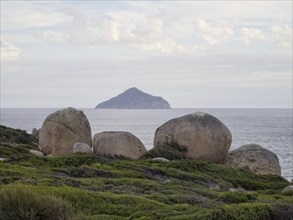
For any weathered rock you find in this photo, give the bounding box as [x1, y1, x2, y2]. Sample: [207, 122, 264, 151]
[225, 144, 281, 176]
[93, 131, 147, 159]
[152, 157, 170, 162]
[31, 128, 39, 140]
[154, 112, 232, 163]
[29, 149, 45, 157]
[144, 168, 172, 183]
[39, 107, 92, 156]
[282, 185, 293, 195]
[73, 143, 93, 154]
[208, 183, 220, 190]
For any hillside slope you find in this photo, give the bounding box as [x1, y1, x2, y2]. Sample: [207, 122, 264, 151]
[0, 125, 292, 220]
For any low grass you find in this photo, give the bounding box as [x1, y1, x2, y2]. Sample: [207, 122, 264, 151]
[0, 185, 73, 220]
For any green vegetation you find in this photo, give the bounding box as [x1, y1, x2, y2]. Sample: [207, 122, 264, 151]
[0, 186, 73, 220]
[0, 125, 293, 219]
[142, 141, 187, 160]
[212, 203, 273, 220]
[219, 191, 256, 204]
[0, 125, 37, 147]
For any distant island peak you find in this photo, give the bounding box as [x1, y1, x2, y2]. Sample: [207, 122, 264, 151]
[95, 87, 171, 109]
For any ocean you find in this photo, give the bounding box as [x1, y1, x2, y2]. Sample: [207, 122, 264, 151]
[0, 108, 292, 180]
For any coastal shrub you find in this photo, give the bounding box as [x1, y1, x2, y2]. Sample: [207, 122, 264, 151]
[13, 144, 31, 154]
[0, 144, 19, 157]
[0, 185, 73, 220]
[15, 131, 32, 144]
[270, 204, 293, 219]
[6, 152, 101, 168]
[101, 177, 165, 195]
[0, 143, 37, 157]
[75, 214, 127, 220]
[1, 142, 292, 219]
[128, 204, 210, 220]
[69, 166, 115, 178]
[283, 190, 293, 196]
[219, 191, 256, 204]
[231, 174, 289, 191]
[50, 153, 103, 167]
[0, 125, 37, 146]
[212, 203, 273, 220]
[165, 160, 289, 190]
[142, 142, 187, 160]
[0, 176, 23, 185]
[54, 187, 165, 216]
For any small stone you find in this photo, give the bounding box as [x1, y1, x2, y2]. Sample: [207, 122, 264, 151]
[229, 187, 246, 192]
[29, 149, 45, 157]
[208, 183, 220, 190]
[73, 143, 93, 154]
[152, 157, 170, 162]
[163, 179, 171, 184]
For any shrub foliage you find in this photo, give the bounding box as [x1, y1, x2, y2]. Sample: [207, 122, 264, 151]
[0, 185, 72, 220]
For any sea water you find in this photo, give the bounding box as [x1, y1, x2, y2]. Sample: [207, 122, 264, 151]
[0, 108, 292, 180]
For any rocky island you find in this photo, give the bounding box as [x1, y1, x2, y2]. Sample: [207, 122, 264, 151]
[95, 87, 171, 109]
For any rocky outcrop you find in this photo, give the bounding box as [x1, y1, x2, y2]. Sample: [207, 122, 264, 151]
[93, 131, 147, 159]
[39, 107, 92, 156]
[153, 112, 232, 163]
[95, 87, 171, 109]
[73, 143, 93, 154]
[31, 128, 39, 140]
[225, 144, 281, 176]
[29, 149, 45, 157]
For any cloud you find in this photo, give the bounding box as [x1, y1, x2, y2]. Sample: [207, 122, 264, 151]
[240, 27, 266, 45]
[270, 25, 292, 48]
[128, 1, 292, 22]
[37, 31, 70, 43]
[195, 19, 234, 45]
[141, 38, 187, 53]
[0, 38, 20, 62]
[33, 7, 188, 53]
[62, 7, 120, 45]
[240, 25, 292, 48]
[1, 1, 71, 30]
[2, 1, 291, 53]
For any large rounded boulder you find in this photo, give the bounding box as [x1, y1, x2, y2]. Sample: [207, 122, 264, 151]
[93, 131, 147, 159]
[225, 144, 281, 176]
[153, 112, 232, 163]
[39, 107, 92, 156]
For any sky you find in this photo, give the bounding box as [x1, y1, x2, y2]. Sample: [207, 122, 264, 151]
[1, 1, 292, 108]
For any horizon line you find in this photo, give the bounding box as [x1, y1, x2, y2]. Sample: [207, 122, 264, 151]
[0, 107, 292, 109]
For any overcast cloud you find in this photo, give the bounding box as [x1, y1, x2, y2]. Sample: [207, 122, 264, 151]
[1, 1, 292, 108]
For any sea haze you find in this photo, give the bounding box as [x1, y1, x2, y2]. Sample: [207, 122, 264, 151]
[0, 108, 292, 180]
